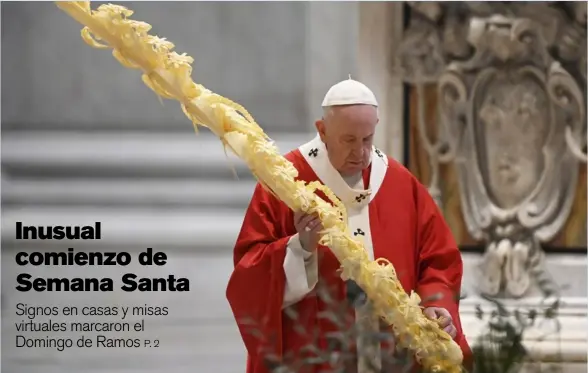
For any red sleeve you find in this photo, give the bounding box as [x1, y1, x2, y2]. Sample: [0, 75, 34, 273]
[414, 181, 474, 372]
[225, 182, 295, 369]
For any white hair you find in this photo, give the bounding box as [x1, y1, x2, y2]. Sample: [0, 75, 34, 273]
[322, 106, 335, 120]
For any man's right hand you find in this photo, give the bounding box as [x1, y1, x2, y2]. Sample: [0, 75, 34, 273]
[293, 211, 323, 252]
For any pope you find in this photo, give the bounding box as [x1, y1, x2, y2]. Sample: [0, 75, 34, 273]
[226, 78, 473, 373]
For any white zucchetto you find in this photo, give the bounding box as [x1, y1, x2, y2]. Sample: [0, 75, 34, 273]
[321, 77, 378, 108]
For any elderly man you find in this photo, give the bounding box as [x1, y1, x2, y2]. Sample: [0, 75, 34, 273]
[226, 78, 472, 373]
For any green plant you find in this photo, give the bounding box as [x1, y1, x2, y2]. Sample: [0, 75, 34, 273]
[239, 281, 563, 373]
[471, 293, 563, 373]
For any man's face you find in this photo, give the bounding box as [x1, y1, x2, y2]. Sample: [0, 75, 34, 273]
[315, 104, 378, 176]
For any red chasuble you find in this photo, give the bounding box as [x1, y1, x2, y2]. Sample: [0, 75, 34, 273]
[226, 135, 473, 373]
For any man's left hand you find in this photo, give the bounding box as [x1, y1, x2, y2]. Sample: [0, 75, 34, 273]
[424, 307, 457, 339]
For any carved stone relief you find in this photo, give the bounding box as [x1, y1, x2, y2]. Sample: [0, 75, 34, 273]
[396, 2, 587, 298]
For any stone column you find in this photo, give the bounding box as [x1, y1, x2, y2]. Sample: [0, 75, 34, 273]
[357, 2, 404, 162]
[305, 2, 359, 132]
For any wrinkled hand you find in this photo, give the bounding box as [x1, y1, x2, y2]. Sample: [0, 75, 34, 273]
[293, 211, 323, 252]
[424, 307, 457, 339]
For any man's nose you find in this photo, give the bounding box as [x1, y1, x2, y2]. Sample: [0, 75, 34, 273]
[351, 142, 364, 156]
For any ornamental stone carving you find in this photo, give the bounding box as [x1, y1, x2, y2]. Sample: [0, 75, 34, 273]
[396, 2, 587, 298]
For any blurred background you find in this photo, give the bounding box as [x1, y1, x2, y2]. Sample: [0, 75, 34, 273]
[1, 2, 586, 373]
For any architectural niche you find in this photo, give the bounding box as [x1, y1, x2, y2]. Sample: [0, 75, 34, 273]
[396, 2, 587, 298]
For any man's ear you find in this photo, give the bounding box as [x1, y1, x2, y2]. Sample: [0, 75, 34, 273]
[315, 119, 327, 142]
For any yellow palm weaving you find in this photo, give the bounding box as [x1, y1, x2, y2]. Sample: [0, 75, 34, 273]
[54, 2, 463, 372]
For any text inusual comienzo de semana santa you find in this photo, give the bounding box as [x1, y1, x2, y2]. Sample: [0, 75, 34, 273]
[13, 222, 190, 292]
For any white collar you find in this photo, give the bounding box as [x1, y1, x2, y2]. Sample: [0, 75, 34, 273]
[299, 135, 389, 208]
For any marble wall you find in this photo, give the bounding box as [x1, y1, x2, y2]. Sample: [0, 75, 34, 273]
[1, 1, 358, 134]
